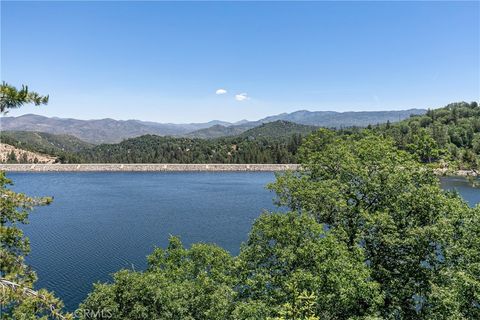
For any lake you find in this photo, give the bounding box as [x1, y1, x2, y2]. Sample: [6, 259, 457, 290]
[7, 172, 480, 311]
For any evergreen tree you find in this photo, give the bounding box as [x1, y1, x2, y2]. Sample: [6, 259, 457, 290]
[0, 82, 49, 114]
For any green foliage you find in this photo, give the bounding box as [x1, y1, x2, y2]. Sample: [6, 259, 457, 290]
[236, 212, 382, 319]
[187, 124, 248, 139]
[6, 151, 17, 163]
[80, 236, 235, 320]
[238, 121, 318, 139]
[0, 129, 300, 164]
[0, 130, 303, 164]
[79, 237, 236, 320]
[372, 101, 480, 169]
[269, 130, 479, 319]
[78, 134, 302, 164]
[406, 129, 441, 163]
[0, 82, 48, 114]
[270, 289, 320, 320]
[428, 205, 480, 319]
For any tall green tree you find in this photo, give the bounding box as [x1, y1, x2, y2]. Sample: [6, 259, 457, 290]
[235, 212, 382, 319]
[269, 130, 478, 319]
[79, 237, 236, 320]
[427, 206, 480, 319]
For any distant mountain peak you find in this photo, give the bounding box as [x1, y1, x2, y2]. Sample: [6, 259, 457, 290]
[1, 108, 427, 143]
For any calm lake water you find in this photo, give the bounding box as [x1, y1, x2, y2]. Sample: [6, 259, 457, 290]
[7, 172, 480, 311]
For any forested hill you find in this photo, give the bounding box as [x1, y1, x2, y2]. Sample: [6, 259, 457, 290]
[0, 131, 93, 152]
[0, 131, 92, 163]
[78, 133, 303, 164]
[239, 121, 318, 139]
[370, 101, 479, 170]
[186, 124, 250, 139]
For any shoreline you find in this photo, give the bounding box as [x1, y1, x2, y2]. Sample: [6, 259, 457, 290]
[433, 168, 478, 177]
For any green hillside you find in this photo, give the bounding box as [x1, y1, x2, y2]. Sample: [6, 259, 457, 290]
[0, 131, 92, 163]
[0, 131, 92, 152]
[78, 133, 302, 164]
[239, 120, 318, 139]
[77, 121, 316, 163]
[187, 120, 318, 140]
[186, 124, 249, 139]
[370, 101, 479, 170]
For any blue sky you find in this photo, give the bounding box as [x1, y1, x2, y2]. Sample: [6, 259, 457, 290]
[1, 1, 479, 123]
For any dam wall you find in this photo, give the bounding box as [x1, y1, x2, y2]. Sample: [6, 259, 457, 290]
[0, 163, 301, 172]
[0, 164, 476, 176]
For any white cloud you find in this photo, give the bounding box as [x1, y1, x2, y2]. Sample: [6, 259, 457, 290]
[215, 88, 227, 95]
[235, 93, 249, 101]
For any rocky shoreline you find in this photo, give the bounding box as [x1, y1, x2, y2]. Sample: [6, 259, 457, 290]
[433, 168, 478, 177]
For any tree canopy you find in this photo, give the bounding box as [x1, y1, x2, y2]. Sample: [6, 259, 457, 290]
[269, 130, 479, 319]
[372, 101, 480, 170]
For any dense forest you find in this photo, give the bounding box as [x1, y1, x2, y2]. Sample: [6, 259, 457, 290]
[0, 131, 91, 163]
[373, 101, 480, 170]
[79, 134, 303, 164]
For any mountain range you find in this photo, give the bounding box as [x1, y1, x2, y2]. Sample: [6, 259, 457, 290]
[0, 109, 426, 144]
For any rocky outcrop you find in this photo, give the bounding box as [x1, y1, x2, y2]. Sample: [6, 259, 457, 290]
[0, 143, 57, 164]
